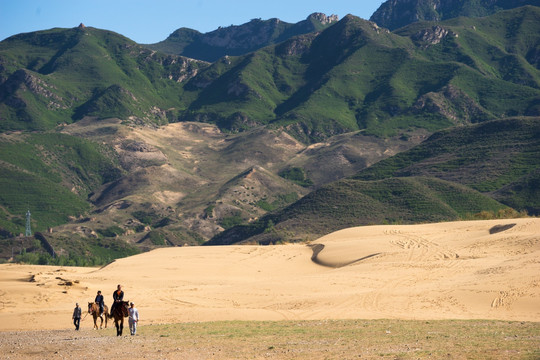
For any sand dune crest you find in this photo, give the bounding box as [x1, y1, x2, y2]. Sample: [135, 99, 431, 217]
[0, 218, 539, 331]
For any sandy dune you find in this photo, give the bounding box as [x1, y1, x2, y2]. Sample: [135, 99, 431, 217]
[1, 218, 539, 331]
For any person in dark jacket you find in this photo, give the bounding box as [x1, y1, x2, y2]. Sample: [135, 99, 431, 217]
[72, 303, 82, 330]
[110, 284, 124, 316]
[95, 290, 105, 315]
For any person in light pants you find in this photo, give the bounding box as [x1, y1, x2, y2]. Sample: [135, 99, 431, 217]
[128, 302, 139, 335]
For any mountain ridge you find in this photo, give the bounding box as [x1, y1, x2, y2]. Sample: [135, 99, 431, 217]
[146, 12, 339, 62]
[370, 0, 540, 30]
[180, 7, 539, 141]
[1, 8, 538, 140]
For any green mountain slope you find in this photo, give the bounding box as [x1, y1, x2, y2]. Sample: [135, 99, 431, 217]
[353, 117, 540, 213]
[1, 8, 538, 141]
[0, 25, 204, 131]
[206, 116, 539, 245]
[181, 7, 540, 141]
[205, 176, 507, 245]
[370, 0, 540, 30]
[0, 132, 122, 234]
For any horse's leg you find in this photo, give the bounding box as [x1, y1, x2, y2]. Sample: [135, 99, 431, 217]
[115, 319, 120, 336]
[120, 318, 123, 336]
[102, 306, 107, 328]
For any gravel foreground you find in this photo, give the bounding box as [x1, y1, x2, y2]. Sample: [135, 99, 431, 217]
[1, 320, 540, 360]
[0, 328, 153, 360]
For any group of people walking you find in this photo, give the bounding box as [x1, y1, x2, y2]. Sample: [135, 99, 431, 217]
[72, 284, 139, 335]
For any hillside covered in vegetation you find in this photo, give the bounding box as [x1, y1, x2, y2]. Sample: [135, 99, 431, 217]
[0, 5, 538, 262]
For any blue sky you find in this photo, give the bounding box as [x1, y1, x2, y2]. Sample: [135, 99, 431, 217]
[0, 0, 386, 43]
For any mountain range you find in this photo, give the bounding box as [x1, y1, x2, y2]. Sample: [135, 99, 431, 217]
[0, 0, 539, 264]
[370, 0, 540, 30]
[147, 12, 339, 62]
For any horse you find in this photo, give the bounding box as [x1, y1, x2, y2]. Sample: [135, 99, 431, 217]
[108, 301, 129, 336]
[88, 302, 108, 330]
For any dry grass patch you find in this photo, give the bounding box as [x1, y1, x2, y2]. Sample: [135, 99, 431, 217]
[140, 319, 540, 359]
[2, 319, 539, 359]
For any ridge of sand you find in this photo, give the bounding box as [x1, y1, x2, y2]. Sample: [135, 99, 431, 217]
[1, 218, 539, 331]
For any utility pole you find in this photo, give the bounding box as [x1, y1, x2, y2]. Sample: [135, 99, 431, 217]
[22, 209, 32, 256]
[25, 209, 32, 237]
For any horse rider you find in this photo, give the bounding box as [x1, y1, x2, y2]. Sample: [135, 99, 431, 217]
[95, 290, 105, 315]
[110, 284, 124, 315]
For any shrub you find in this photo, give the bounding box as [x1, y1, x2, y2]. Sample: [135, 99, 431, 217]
[97, 225, 124, 238]
[279, 167, 313, 187]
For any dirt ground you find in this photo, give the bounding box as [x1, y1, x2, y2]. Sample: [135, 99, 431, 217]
[1, 319, 539, 360]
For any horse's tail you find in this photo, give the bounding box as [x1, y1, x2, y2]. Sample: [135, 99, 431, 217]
[104, 305, 109, 320]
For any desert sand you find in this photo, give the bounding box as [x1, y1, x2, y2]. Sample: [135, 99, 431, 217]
[1, 218, 539, 331]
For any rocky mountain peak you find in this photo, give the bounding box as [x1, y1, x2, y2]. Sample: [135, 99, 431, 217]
[307, 12, 339, 25]
[411, 25, 455, 46]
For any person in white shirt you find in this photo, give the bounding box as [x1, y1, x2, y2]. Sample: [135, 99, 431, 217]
[128, 302, 139, 335]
